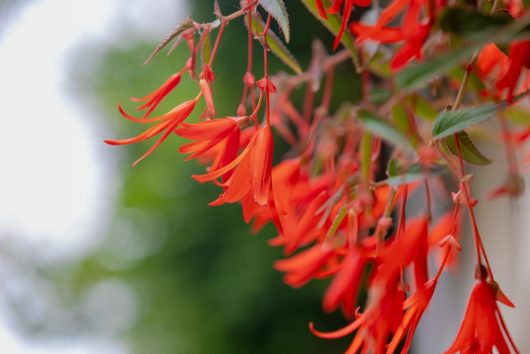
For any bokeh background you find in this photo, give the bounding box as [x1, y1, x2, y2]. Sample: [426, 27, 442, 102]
[2, 1, 530, 353]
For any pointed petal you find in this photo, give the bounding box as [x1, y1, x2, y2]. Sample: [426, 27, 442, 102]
[250, 126, 274, 206]
[192, 141, 252, 183]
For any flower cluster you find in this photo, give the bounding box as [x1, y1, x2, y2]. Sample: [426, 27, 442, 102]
[106, 0, 530, 352]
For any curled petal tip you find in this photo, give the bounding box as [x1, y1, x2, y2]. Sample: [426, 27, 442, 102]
[439, 235, 462, 251]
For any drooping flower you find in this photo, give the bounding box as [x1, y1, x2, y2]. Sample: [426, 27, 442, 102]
[193, 125, 274, 207]
[322, 250, 367, 319]
[445, 280, 517, 354]
[176, 117, 241, 181]
[387, 281, 435, 353]
[274, 243, 335, 288]
[310, 276, 406, 354]
[313, 0, 372, 49]
[130, 69, 185, 118]
[350, 0, 431, 70]
[377, 216, 429, 285]
[105, 93, 201, 166]
[496, 41, 530, 102]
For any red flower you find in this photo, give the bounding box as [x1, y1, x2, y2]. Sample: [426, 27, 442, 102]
[273, 191, 328, 254]
[377, 216, 429, 285]
[130, 70, 184, 117]
[310, 276, 406, 354]
[350, 0, 431, 70]
[274, 243, 334, 288]
[193, 125, 274, 207]
[314, 0, 372, 49]
[322, 251, 367, 318]
[176, 117, 244, 187]
[445, 280, 517, 354]
[105, 94, 200, 166]
[497, 41, 530, 102]
[387, 281, 435, 353]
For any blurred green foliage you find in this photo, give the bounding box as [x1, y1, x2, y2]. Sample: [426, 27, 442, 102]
[80, 1, 362, 353]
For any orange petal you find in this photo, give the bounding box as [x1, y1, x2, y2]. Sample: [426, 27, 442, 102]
[250, 126, 274, 206]
[199, 79, 216, 116]
[192, 140, 253, 183]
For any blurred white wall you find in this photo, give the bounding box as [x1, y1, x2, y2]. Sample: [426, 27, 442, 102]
[416, 137, 530, 353]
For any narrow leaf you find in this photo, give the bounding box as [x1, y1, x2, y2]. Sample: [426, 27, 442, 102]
[432, 103, 503, 139]
[396, 46, 473, 90]
[358, 110, 412, 149]
[200, 30, 212, 67]
[441, 132, 492, 165]
[384, 164, 446, 188]
[248, 16, 302, 74]
[144, 18, 194, 65]
[259, 0, 290, 43]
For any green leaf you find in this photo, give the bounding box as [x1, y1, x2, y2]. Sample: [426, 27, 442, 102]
[432, 103, 503, 139]
[300, 0, 360, 69]
[396, 46, 473, 90]
[259, 0, 290, 43]
[441, 132, 492, 165]
[384, 164, 446, 188]
[386, 158, 403, 178]
[248, 16, 302, 74]
[407, 95, 437, 121]
[438, 7, 514, 37]
[143, 18, 195, 65]
[200, 30, 212, 67]
[358, 110, 413, 149]
[391, 104, 419, 147]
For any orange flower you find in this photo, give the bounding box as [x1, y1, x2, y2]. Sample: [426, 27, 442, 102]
[350, 0, 431, 70]
[273, 191, 328, 254]
[274, 243, 334, 288]
[445, 280, 517, 354]
[105, 93, 200, 166]
[387, 281, 435, 353]
[322, 251, 367, 318]
[310, 276, 405, 354]
[497, 41, 530, 102]
[176, 117, 239, 163]
[131, 70, 184, 117]
[193, 125, 274, 207]
[377, 216, 429, 284]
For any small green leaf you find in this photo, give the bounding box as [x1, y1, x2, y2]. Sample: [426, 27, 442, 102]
[300, 0, 360, 69]
[432, 103, 503, 139]
[396, 46, 473, 90]
[391, 103, 420, 147]
[407, 95, 437, 121]
[386, 159, 400, 177]
[200, 30, 212, 67]
[144, 18, 194, 65]
[441, 132, 492, 165]
[259, 0, 290, 42]
[384, 164, 446, 188]
[358, 110, 412, 149]
[248, 16, 302, 74]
